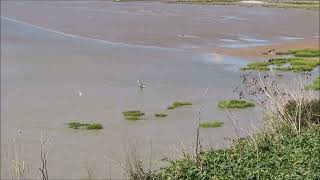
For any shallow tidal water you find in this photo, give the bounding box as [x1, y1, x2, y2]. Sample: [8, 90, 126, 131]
[1, 1, 318, 179]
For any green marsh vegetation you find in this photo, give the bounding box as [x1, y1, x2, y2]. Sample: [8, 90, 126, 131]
[263, 2, 320, 10]
[154, 113, 168, 118]
[123, 110, 145, 121]
[289, 48, 320, 57]
[176, 0, 240, 5]
[242, 49, 320, 72]
[155, 72, 320, 179]
[218, 99, 255, 109]
[199, 121, 224, 128]
[167, 101, 192, 109]
[67, 122, 103, 130]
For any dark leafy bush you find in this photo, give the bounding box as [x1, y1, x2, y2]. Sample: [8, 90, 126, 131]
[285, 99, 320, 126]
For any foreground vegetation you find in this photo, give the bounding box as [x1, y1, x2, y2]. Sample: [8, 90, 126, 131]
[154, 71, 320, 179]
[67, 122, 103, 130]
[218, 99, 255, 109]
[157, 124, 320, 179]
[306, 77, 320, 90]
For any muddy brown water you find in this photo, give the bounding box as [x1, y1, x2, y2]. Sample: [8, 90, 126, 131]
[1, 1, 318, 179]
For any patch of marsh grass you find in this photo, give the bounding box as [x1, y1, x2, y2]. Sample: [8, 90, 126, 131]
[306, 77, 320, 90]
[155, 113, 168, 118]
[263, 2, 320, 10]
[123, 110, 145, 121]
[218, 99, 255, 109]
[200, 121, 224, 128]
[240, 62, 270, 71]
[167, 101, 192, 110]
[85, 123, 103, 130]
[67, 122, 103, 130]
[289, 49, 320, 57]
[242, 57, 320, 72]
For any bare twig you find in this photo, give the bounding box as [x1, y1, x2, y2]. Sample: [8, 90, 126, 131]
[195, 88, 208, 167]
[38, 134, 53, 180]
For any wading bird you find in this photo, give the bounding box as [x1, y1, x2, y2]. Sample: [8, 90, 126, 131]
[138, 80, 146, 89]
[78, 90, 84, 97]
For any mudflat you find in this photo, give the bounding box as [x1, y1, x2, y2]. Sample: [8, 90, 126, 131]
[2, 1, 319, 53]
[1, 1, 319, 179]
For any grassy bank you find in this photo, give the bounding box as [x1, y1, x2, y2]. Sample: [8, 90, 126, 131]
[157, 125, 320, 179]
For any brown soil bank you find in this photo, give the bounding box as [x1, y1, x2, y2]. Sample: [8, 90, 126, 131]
[213, 40, 320, 59]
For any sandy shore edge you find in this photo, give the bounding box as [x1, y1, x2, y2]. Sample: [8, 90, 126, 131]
[213, 39, 319, 60]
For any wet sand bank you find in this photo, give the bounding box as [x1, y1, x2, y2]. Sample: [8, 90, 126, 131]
[2, 1, 319, 53]
[1, 1, 319, 179]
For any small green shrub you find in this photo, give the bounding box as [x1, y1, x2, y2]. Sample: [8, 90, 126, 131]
[167, 101, 192, 109]
[67, 122, 103, 130]
[218, 99, 255, 109]
[155, 113, 168, 118]
[200, 121, 224, 128]
[123, 110, 145, 121]
[306, 77, 320, 90]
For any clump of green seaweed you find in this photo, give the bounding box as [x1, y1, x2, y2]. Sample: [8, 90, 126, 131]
[167, 101, 192, 109]
[123, 110, 145, 121]
[67, 122, 103, 130]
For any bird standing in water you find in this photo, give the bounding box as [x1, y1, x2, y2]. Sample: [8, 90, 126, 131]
[138, 80, 146, 90]
[78, 90, 84, 97]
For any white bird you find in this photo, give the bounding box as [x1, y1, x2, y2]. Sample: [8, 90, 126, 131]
[138, 80, 146, 89]
[78, 90, 84, 97]
[18, 129, 22, 135]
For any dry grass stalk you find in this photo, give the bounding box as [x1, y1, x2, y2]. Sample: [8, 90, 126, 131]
[195, 88, 208, 167]
[9, 138, 30, 180]
[38, 134, 54, 180]
[235, 70, 316, 135]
